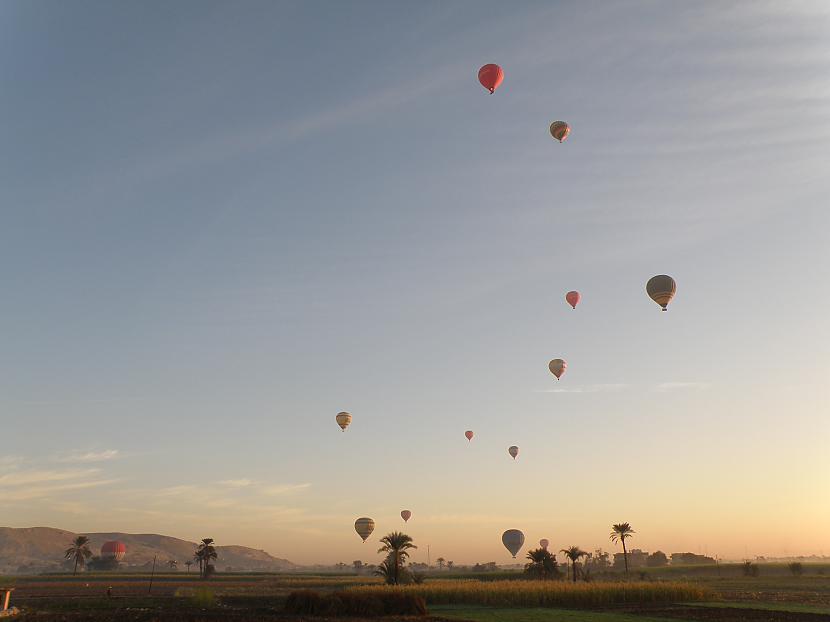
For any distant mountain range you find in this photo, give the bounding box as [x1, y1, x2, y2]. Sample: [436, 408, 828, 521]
[0, 527, 298, 574]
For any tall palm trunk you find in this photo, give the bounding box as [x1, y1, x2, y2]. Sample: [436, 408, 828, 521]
[73, 557, 79, 576]
[622, 539, 629, 575]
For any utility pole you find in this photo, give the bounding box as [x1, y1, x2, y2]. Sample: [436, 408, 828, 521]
[148, 555, 157, 594]
[427, 545, 431, 568]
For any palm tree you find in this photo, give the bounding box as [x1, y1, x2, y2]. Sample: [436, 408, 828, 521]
[436, 557, 445, 570]
[560, 546, 588, 582]
[65, 535, 92, 575]
[524, 547, 558, 580]
[376, 532, 417, 585]
[167, 559, 178, 570]
[185, 560, 193, 574]
[446, 561, 454, 571]
[195, 538, 217, 578]
[610, 523, 635, 576]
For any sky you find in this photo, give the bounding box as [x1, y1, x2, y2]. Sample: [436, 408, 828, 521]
[0, 0, 828, 566]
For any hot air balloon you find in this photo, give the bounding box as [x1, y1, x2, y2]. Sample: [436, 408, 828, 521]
[540, 538, 549, 550]
[478, 64, 504, 94]
[646, 275, 676, 311]
[101, 541, 126, 561]
[502, 529, 525, 558]
[465, 430, 474, 441]
[548, 359, 567, 380]
[401, 510, 412, 523]
[354, 517, 375, 542]
[549, 121, 571, 143]
[566, 291, 580, 309]
[508, 445, 519, 460]
[336, 411, 352, 431]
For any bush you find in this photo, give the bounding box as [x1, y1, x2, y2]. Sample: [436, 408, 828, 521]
[742, 561, 760, 577]
[788, 562, 804, 576]
[284, 590, 426, 617]
[190, 587, 216, 608]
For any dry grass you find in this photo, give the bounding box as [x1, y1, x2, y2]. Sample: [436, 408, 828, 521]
[348, 579, 712, 608]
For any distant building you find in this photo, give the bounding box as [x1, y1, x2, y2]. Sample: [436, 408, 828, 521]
[613, 549, 649, 570]
[670, 552, 715, 565]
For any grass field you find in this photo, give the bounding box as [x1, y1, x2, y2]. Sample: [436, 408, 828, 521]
[348, 580, 711, 607]
[433, 605, 681, 622]
[4, 570, 830, 621]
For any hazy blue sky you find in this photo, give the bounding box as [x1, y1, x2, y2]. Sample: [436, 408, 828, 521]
[1, 0, 828, 565]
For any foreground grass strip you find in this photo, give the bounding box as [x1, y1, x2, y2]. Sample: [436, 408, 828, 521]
[348, 580, 711, 608]
[689, 601, 830, 615]
[433, 605, 681, 622]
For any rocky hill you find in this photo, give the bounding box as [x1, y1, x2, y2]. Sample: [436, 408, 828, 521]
[0, 527, 297, 574]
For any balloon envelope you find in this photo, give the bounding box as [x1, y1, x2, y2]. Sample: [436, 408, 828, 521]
[465, 430, 474, 441]
[401, 510, 412, 522]
[354, 517, 375, 542]
[566, 291, 580, 309]
[101, 541, 126, 561]
[336, 411, 352, 431]
[478, 64, 504, 94]
[540, 539, 549, 550]
[550, 121, 571, 142]
[646, 275, 676, 311]
[502, 529, 525, 558]
[548, 359, 567, 379]
[508, 445, 519, 460]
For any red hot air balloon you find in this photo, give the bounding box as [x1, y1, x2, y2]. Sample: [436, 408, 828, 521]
[101, 541, 126, 561]
[478, 64, 504, 94]
[465, 430, 474, 441]
[565, 291, 580, 309]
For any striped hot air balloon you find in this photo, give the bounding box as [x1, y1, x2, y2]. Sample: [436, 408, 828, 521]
[336, 411, 352, 431]
[465, 430, 474, 441]
[401, 510, 412, 523]
[646, 275, 676, 311]
[101, 541, 126, 561]
[354, 517, 375, 542]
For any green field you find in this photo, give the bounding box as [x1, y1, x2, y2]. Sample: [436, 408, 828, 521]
[5, 569, 830, 621]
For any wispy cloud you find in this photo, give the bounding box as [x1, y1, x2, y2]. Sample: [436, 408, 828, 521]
[537, 384, 629, 394]
[2, 479, 120, 501]
[0, 468, 101, 487]
[261, 483, 311, 496]
[56, 449, 120, 463]
[653, 382, 710, 392]
[217, 478, 253, 488]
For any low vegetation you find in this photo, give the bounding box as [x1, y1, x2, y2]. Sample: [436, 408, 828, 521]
[284, 589, 427, 616]
[347, 579, 712, 608]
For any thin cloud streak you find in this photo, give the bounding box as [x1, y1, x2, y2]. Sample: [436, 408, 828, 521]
[654, 382, 711, 392]
[56, 449, 120, 463]
[537, 384, 629, 394]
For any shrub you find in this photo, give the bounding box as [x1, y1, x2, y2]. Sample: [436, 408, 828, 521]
[788, 562, 804, 576]
[742, 561, 760, 577]
[190, 587, 216, 608]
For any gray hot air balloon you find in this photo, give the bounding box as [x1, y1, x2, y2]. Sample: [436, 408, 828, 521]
[508, 445, 519, 460]
[646, 275, 676, 311]
[502, 529, 525, 558]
